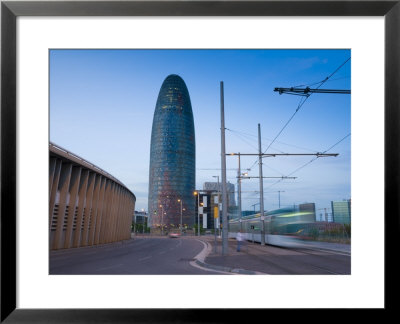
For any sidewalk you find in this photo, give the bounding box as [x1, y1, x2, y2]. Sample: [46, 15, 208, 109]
[194, 236, 267, 274]
[194, 235, 351, 275]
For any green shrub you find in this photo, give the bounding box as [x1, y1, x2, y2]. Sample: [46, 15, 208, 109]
[309, 227, 319, 240]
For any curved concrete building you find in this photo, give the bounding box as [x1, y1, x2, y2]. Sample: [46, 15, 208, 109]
[49, 142, 136, 250]
[148, 74, 195, 230]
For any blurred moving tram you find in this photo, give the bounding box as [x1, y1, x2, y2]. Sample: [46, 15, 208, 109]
[228, 207, 315, 246]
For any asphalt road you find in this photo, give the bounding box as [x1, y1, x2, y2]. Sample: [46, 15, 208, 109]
[204, 239, 351, 275]
[49, 236, 221, 275]
[50, 236, 350, 275]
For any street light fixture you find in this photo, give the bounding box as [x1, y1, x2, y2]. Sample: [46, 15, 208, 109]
[178, 199, 183, 234]
[194, 191, 200, 236]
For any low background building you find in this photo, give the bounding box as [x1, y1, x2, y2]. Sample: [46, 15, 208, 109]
[331, 199, 351, 224]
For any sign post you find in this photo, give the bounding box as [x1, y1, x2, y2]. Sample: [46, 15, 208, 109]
[214, 206, 219, 253]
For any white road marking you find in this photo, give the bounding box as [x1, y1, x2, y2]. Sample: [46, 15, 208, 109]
[138, 256, 152, 262]
[189, 260, 235, 275]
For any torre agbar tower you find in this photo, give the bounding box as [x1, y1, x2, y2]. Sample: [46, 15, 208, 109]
[148, 74, 195, 231]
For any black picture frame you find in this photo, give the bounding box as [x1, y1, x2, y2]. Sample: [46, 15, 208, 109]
[1, 0, 398, 322]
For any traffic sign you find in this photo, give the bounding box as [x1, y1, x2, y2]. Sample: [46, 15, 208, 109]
[214, 206, 219, 219]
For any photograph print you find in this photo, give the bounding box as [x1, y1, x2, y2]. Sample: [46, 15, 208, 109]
[49, 49, 351, 275]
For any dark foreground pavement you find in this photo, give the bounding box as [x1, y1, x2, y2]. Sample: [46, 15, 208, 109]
[195, 235, 351, 275]
[50, 236, 222, 275]
[49, 234, 350, 275]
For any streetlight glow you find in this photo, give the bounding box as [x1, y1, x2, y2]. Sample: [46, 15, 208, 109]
[178, 199, 183, 234]
[159, 204, 164, 236]
[194, 191, 200, 236]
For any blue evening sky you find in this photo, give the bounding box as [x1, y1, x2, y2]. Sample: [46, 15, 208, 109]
[50, 49, 351, 219]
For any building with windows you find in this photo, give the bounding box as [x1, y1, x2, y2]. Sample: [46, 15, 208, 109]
[331, 200, 351, 224]
[299, 202, 316, 222]
[203, 181, 236, 206]
[133, 210, 148, 226]
[148, 75, 196, 230]
[194, 190, 225, 230]
[194, 190, 214, 230]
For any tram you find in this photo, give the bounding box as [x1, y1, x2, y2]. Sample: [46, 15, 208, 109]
[228, 206, 315, 246]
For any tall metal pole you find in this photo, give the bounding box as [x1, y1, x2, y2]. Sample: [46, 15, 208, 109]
[278, 191, 285, 208]
[178, 199, 183, 234]
[160, 204, 164, 236]
[213, 175, 221, 237]
[212, 175, 220, 253]
[213, 176, 220, 233]
[238, 153, 242, 231]
[197, 193, 200, 236]
[278, 191, 281, 208]
[258, 124, 266, 245]
[251, 202, 260, 214]
[220, 81, 228, 255]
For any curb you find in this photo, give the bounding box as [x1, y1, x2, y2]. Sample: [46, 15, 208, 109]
[192, 239, 266, 275]
[194, 259, 263, 275]
[267, 242, 351, 256]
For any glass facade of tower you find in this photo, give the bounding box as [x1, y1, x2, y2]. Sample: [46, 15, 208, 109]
[331, 200, 351, 224]
[148, 75, 195, 230]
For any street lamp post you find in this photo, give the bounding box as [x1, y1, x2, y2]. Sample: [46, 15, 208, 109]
[237, 153, 242, 231]
[251, 202, 260, 214]
[159, 204, 164, 236]
[178, 199, 183, 234]
[194, 191, 200, 236]
[278, 191, 285, 208]
[258, 123, 266, 245]
[237, 170, 250, 231]
[220, 81, 228, 255]
[212, 175, 220, 237]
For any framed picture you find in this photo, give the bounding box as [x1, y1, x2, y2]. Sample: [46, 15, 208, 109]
[1, 0, 398, 322]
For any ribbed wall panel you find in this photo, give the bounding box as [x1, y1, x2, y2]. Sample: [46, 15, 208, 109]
[49, 143, 136, 250]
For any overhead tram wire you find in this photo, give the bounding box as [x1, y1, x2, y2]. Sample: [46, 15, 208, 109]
[275, 88, 350, 95]
[197, 168, 237, 171]
[265, 133, 351, 189]
[228, 128, 317, 173]
[265, 56, 351, 155]
[226, 128, 260, 151]
[290, 75, 350, 89]
[227, 127, 319, 153]
[245, 56, 351, 172]
[281, 132, 350, 179]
